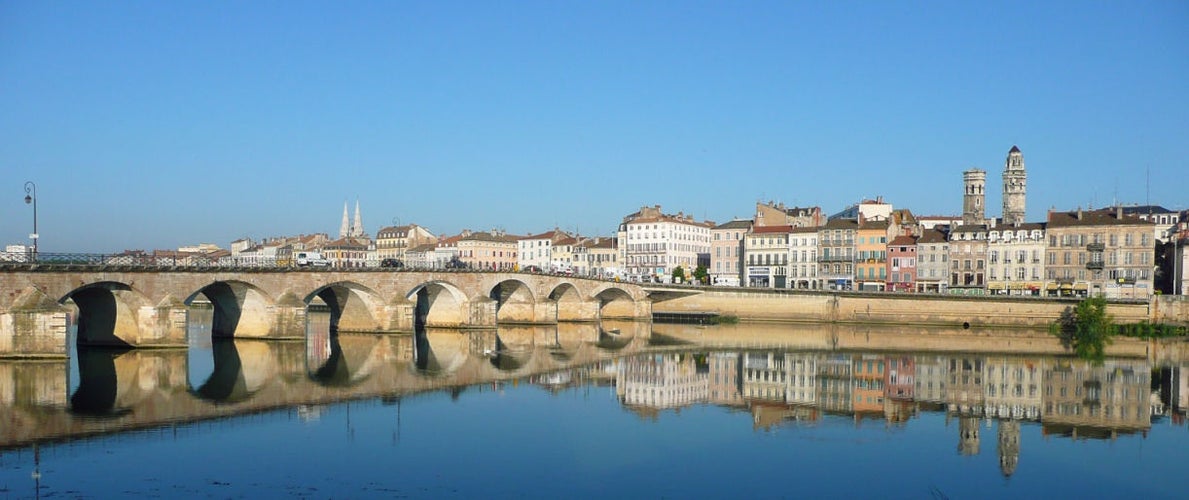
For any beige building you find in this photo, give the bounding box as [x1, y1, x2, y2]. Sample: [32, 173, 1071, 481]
[1045, 207, 1155, 298]
[754, 202, 824, 228]
[711, 219, 751, 287]
[579, 237, 619, 278]
[619, 205, 713, 283]
[322, 236, 373, 268]
[948, 224, 988, 295]
[916, 229, 949, 293]
[375, 224, 436, 263]
[458, 230, 519, 271]
[817, 218, 857, 290]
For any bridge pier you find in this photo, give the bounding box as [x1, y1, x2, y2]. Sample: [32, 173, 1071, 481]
[139, 296, 189, 347]
[466, 297, 498, 329]
[0, 288, 71, 358]
[383, 298, 416, 332]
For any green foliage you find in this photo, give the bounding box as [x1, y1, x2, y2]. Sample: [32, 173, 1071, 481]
[692, 265, 709, 285]
[1052, 296, 1115, 362]
[708, 314, 739, 325]
[1116, 321, 1188, 339]
[672, 266, 686, 282]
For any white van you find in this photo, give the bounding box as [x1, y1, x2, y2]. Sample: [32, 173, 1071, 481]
[295, 251, 331, 267]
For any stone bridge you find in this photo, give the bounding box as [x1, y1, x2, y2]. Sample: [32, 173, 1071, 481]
[0, 268, 651, 358]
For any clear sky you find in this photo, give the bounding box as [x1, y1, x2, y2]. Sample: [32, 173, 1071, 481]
[2, 1, 1186, 253]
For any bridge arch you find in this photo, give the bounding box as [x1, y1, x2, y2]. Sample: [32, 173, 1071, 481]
[592, 285, 638, 319]
[489, 278, 537, 323]
[408, 281, 469, 328]
[60, 281, 147, 347]
[306, 281, 386, 334]
[185, 280, 276, 339]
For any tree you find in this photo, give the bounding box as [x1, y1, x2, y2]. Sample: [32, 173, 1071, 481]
[672, 266, 686, 283]
[692, 265, 709, 285]
[1052, 296, 1115, 362]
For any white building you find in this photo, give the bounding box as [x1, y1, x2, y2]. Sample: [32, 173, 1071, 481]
[517, 229, 569, 272]
[744, 225, 792, 288]
[986, 222, 1046, 296]
[789, 226, 819, 290]
[619, 205, 713, 283]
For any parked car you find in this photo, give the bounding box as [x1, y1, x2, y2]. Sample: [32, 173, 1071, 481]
[380, 258, 404, 269]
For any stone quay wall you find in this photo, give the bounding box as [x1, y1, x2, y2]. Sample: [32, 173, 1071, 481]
[650, 287, 1162, 329]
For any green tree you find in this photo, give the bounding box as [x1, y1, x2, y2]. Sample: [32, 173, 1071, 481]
[1052, 296, 1115, 362]
[672, 266, 686, 283]
[692, 265, 709, 285]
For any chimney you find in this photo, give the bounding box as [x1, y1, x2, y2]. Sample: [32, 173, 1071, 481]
[1117, 206, 1124, 219]
[1077, 208, 1083, 220]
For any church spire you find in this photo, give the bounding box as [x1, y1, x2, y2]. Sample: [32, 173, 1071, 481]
[352, 199, 364, 238]
[339, 201, 350, 239]
[1002, 145, 1027, 226]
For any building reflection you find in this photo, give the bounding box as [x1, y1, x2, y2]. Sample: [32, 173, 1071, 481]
[613, 348, 1163, 477]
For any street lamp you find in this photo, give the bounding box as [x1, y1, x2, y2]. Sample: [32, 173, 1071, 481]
[23, 181, 37, 261]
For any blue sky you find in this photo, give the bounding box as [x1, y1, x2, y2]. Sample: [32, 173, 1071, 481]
[2, 1, 1186, 252]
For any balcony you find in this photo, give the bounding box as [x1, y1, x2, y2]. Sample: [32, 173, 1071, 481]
[1087, 243, 1105, 252]
[818, 255, 854, 263]
[1087, 261, 1104, 270]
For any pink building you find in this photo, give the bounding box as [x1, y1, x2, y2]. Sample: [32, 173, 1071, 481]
[886, 235, 918, 292]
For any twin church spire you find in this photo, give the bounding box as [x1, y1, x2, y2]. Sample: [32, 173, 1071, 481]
[339, 200, 365, 239]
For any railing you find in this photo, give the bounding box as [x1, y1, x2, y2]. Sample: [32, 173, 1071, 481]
[817, 255, 854, 263]
[0, 252, 643, 282]
[1087, 261, 1105, 270]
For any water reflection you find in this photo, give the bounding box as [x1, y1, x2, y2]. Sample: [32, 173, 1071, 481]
[6, 316, 1189, 495]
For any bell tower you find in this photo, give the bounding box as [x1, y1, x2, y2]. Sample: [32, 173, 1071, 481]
[963, 169, 987, 226]
[1002, 145, 1027, 226]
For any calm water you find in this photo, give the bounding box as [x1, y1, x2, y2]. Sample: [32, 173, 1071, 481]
[2, 311, 1188, 498]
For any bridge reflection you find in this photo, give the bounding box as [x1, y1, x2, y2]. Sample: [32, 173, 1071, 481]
[0, 316, 653, 448]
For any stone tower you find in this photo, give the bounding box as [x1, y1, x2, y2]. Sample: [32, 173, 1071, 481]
[958, 416, 981, 456]
[998, 419, 1020, 477]
[1002, 145, 1027, 226]
[962, 169, 987, 226]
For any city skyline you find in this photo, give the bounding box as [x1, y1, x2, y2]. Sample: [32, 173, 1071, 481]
[2, 1, 1186, 252]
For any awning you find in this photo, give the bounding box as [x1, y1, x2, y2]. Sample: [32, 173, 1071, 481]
[988, 282, 1006, 290]
[1046, 283, 1059, 290]
[1073, 283, 1089, 291]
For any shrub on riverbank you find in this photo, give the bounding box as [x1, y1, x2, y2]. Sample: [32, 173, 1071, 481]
[1051, 296, 1114, 362]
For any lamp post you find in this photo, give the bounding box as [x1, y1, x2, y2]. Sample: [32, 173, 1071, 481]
[23, 181, 37, 261]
